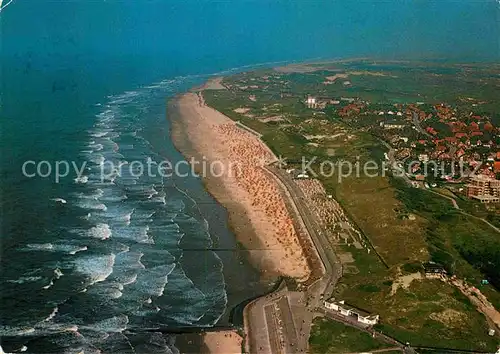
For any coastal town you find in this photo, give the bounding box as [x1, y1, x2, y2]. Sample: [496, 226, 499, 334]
[3, 1, 500, 353]
[181, 61, 500, 354]
[334, 96, 500, 204]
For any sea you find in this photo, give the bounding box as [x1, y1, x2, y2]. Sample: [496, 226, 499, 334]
[1, 0, 498, 353]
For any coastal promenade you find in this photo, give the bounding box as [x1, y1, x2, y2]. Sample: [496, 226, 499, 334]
[240, 131, 343, 352]
[175, 84, 356, 353]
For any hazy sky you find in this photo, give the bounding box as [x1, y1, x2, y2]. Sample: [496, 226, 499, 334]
[1, 0, 499, 76]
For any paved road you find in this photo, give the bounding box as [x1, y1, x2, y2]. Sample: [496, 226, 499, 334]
[265, 166, 343, 351]
[425, 189, 500, 235]
[378, 138, 413, 187]
[412, 111, 433, 138]
[426, 189, 459, 209]
[244, 165, 344, 353]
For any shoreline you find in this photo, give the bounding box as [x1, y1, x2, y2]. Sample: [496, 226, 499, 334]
[168, 79, 315, 353]
[168, 90, 311, 282]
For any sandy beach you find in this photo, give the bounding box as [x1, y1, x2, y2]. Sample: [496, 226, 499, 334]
[202, 330, 243, 354]
[169, 91, 310, 282]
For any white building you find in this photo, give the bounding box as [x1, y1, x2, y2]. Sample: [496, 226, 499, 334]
[324, 300, 379, 325]
[418, 154, 429, 163]
[383, 121, 406, 129]
[306, 96, 317, 108]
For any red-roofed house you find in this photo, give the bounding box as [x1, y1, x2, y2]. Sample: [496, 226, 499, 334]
[484, 122, 494, 131]
[494, 162, 500, 173]
[426, 127, 438, 135]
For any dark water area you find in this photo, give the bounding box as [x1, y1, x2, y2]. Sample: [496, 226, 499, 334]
[0, 69, 275, 353]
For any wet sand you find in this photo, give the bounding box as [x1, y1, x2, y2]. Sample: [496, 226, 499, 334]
[169, 92, 310, 282]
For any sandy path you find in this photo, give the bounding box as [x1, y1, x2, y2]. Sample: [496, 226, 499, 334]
[449, 277, 500, 329]
[170, 92, 310, 281]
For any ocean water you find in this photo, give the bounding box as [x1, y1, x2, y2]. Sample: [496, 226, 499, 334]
[0, 70, 273, 353]
[1, 0, 498, 353]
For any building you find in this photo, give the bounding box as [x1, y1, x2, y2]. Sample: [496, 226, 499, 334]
[467, 175, 490, 197]
[306, 96, 317, 109]
[490, 179, 500, 197]
[324, 299, 379, 325]
[423, 262, 447, 279]
[418, 154, 429, 163]
[466, 175, 500, 203]
[383, 120, 406, 129]
[473, 195, 500, 204]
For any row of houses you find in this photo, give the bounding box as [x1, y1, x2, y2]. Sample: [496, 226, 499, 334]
[323, 299, 380, 325]
[466, 175, 500, 203]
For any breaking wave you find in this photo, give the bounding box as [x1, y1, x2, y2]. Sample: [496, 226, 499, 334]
[1, 74, 239, 353]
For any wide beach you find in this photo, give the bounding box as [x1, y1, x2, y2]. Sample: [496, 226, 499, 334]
[169, 87, 310, 281]
[168, 81, 313, 352]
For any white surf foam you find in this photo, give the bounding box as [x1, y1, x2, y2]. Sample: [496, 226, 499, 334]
[113, 226, 153, 244]
[21, 243, 86, 256]
[42, 280, 54, 290]
[74, 176, 89, 184]
[0, 327, 35, 336]
[86, 283, 123, 299]
[6, 276, 43, 284]
[54, 268, 64, 279]
[75, 189, 104, 200]
[89, 143, 104, 151]
[75, 199, 106, 211]
[89, 131, 108, 138]
[88, 154, 105, 165]
[25, 243, 54, 251]
[42, 307, 59, 322]
[75, 254, 116, 285]
[88, 223, 112, 240]
[136, 264, 175, 297]
[83, 315, 129, 333]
